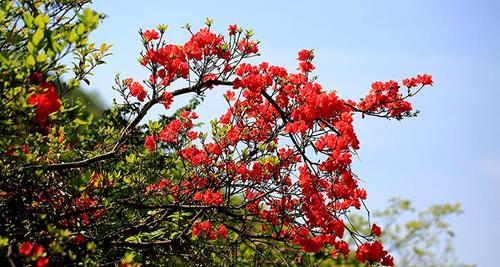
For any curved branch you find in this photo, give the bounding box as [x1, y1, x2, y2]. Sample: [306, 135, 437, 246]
[21, 80, 233, 171]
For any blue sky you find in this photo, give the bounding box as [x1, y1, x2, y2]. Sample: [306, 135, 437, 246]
[86, 1, 500, 265]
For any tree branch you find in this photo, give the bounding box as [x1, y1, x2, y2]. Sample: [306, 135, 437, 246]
[20, 80, 233, 171]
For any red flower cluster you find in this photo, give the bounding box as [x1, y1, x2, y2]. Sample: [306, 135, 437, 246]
[125, 25, 431, 266]
[357, 80, 412, 119]
[403, 74, 433, 88]
[217, 224, 228, 238]
[179, 146, 211, 166]
[297, 49, 315, 73]
[145, 178, 171, 192]
[27, 82, 61, 126]
[192, 220, 214, 238]
[355, 241, 394, 266]
[193, 189, 224, 205]
[372, 223, 382, 237]
[138, 26, 255, 89]
[143, 45, 189, 86]
[127, 25, 262, 113]
[124, 79, 147, 102]
[192, 221, 227, 240]
[237, 39, 259, 54]
[159, 119, 183, 143]
[184, 28, 226, 60]
[144, 111, 199, 153]
[144, 135, 156, 152]
[142, 29, 159, 42]
[75, 195, 105, 225]
[18, 241, 49, 267]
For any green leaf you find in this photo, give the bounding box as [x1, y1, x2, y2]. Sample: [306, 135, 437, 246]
[80, 8, 99, 28]
[33, 14, 48, 27]
[74, 118, 88, 125]
[71, 175, 87, 192]
[26, 55, 36, 66]
[27, 42, 35, 53]
[0, 237, 8, 248]
[157, 24, 168, 33]
[76, 24, 87, 35]
[36, 53, 46, 63]
[125, 154, 136, 164]
[122, 252, 135, 264]
[23, 12, 34, 28]
[68, 30, 78, 43]
[205, 17, 214, 27]
[32, 28, 44, 46]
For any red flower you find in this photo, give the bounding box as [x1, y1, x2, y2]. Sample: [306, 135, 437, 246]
[18, 241, 33, 256]
[36, 257, 49, 267]
[27, 82, 61, 126]
[142, 29, 159, 42]
[403, 74, 433, 87]
[224, 90, 235, 101]
[193, 191, 203, 202]
[402, 77, 418, 88]
[298, 49, 314, 61]
[129, 81, 147, 101]
[205, 143, 222, 155]
[144, 44, 189, 84]
[186, 131, 198, 140]
[217, 224, 228, 238]
[72, 234, 85, 245]
[159, 119, 183, 143]
[192, 190, 223, 205]
[298, 61, 315, 73]
[183, 28, 224, 61]
[355, 241, 393, 266]
[335, 241, 350, 257]
[192, 220, 213, 238]
[178, 146, 211, 166]
[228, 24, 238, 35]
[161, 91, 174, 109]
[21, 144, 29, 154]
[417, 74, 433, 85]
[207, 230, 217, 240]
[202, 73, 217, 83]
[357, 80, 412, 119]
[372, 223, 382, 237]
[32, 244, 44, 257]
[237, 39, 259, 54]
[145, 183, 158, 192]
[144, 135, 157, 152]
